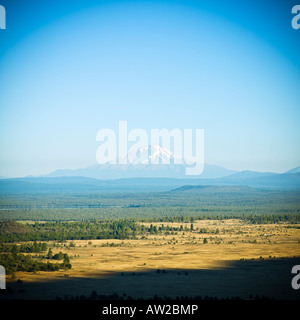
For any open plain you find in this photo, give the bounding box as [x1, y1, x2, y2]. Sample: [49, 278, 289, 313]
[2, 219, 300, 300]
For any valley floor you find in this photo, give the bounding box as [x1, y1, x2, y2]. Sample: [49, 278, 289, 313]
[2, 219, 300, 300]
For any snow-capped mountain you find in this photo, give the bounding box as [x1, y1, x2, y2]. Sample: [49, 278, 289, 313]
[126, 144, 183, 165]
[45, 145, 237, 179]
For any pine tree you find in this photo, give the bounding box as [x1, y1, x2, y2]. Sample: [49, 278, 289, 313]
[47, 248, 53, 259]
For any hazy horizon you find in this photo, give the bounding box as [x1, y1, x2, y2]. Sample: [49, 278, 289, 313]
[1, 160, 299, 179]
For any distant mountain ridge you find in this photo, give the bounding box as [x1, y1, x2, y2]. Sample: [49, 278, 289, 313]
[1, 167, 300, 194]
[172, 185, 258, 193]
[43, 145, 300, 181]
[1, 142, 299, 193]
[44, 144, 236, 179]
[45, 162, 237, 180]
[285, 166, 300, 174]
[220, 170, 277, 180]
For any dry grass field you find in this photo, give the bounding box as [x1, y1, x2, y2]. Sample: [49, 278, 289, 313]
[3, 219, 300, 300]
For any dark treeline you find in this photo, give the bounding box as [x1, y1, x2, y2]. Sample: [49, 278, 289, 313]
[0, 220, 140, 243]
[53, 290, 274, 301]
[0, 242, 71, 275]
[0, 241, 48, 253]
[0, 213, 299, 243]
[139, 213, 300, 224]
[0, 252, 72, 275]
[1, 288, 274, 301]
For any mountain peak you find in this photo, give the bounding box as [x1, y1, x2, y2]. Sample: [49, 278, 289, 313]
[285, 166, 300, 174]
[127, 144, 182, 165]
[45, 145, 236, 179]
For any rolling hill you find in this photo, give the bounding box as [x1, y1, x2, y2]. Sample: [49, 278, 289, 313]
[0, 170, 299, 194]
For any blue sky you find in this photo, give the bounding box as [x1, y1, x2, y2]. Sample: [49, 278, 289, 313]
[0, 0, 300, 177]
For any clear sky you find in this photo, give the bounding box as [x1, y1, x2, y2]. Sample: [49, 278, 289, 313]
[0, 0, 300, 177]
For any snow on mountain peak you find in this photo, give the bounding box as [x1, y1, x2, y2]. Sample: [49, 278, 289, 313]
[127, 144, 183, 165]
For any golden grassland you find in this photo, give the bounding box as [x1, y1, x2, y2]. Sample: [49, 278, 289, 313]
[3, 219, 300, 300]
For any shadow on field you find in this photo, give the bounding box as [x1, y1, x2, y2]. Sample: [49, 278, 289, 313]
[2, 257, 300, 300]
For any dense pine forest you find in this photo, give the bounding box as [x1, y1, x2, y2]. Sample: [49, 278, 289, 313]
[0, 188, 299, 221]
